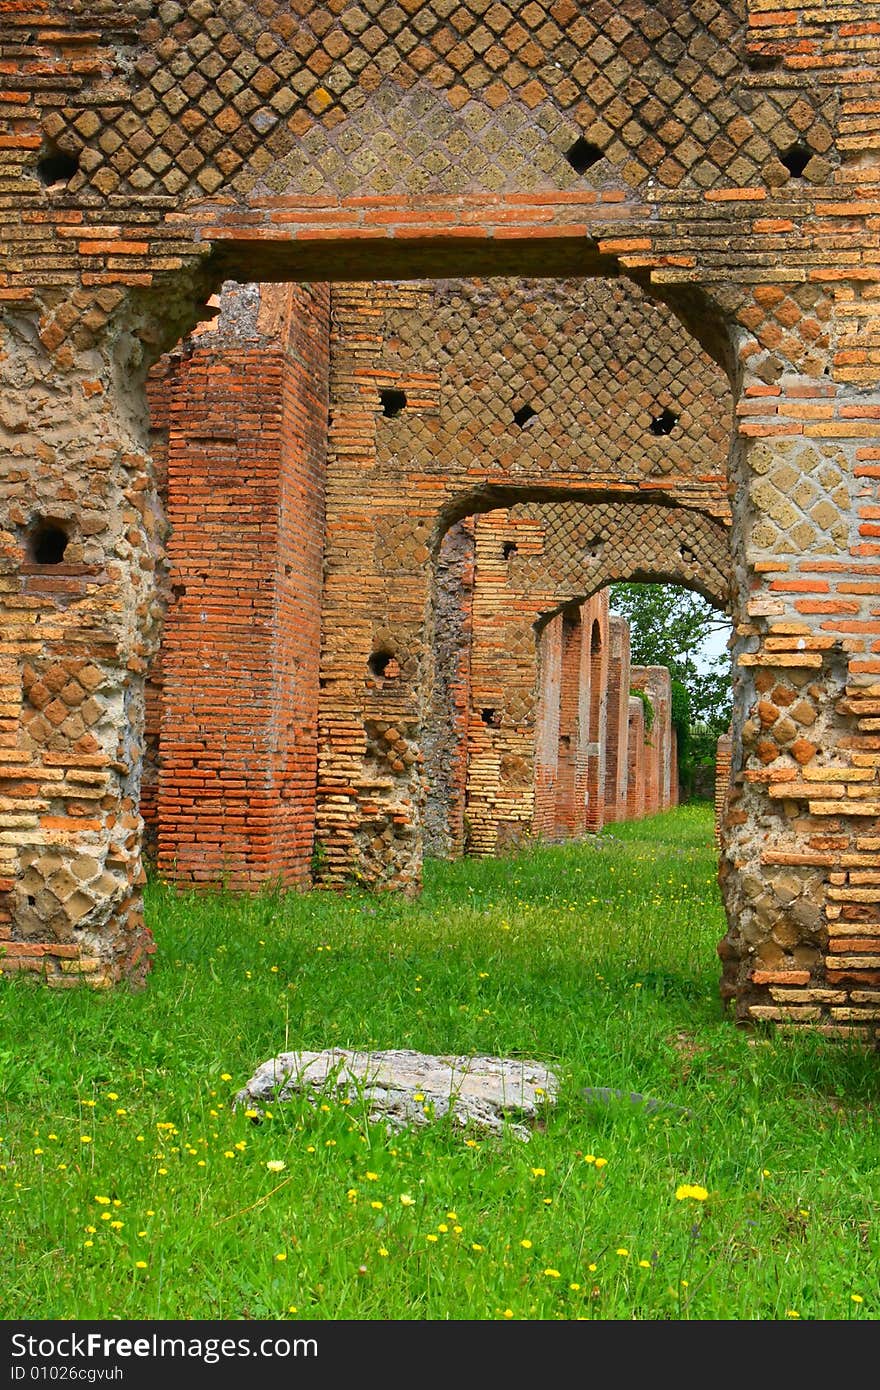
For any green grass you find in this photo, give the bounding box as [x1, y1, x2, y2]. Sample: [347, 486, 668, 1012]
[2, 803, 878, 1321]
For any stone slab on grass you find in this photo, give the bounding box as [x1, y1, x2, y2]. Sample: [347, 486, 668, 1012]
[236, 1048, 558, 1141]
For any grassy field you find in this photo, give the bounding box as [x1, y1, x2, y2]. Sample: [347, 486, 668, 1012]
[1, 803, 878, 1321]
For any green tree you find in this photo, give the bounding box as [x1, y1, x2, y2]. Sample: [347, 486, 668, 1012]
[609, 582, 732, 797]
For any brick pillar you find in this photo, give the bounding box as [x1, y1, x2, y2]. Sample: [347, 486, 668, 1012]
[142, 357, 174, 864]
[604, 614, 630, 824]
[554, 608, 582, 838]
[583, 592, 608, 834]
[0, 331, 161, 986]
[631, 666, 673, 816]
[533, 614, 563, 840]
[651, 667, 673, 810]
[424, 519, 475, 857]
[626, 697, 646, 821]
[714, 732, 733, 848]
[459, 511, 529, 856]
[156, 283, 329, 888]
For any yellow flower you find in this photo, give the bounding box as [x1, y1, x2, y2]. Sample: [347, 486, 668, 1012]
[588, 1263, 597, 1273]
[471, 1243, 484, 1252]
[33, 1148, 43, 1156]
[370, 1201, 383, 1210]
[220, 1074, 232, 1082]
[107, 1093, 119, 1101]
[95, 1196, 111, 1205]
[135, 1261, 147, 1270]
[266, 1160, 286, 1172]
[110, 1221, 123, 1230]
[639, 1260, 651, 1269]
[437, 1223, 448, 1233]
[584, 1154, 595, 1165]
[399, 1194, 415, 1206]
[288, 1305, 298, 1313]
[543, 1268, 560, 1278]
[675, 1184, 708, 1202]
[275, 1253, 287, 1262]
[786, 1310, 800, 1319]
[426, 1234, 438, 1243]
[447, 1211, 458, 1221]
[503, 1309, 513, 1319]
[366, 1171, 379, 1181]
[594, 1157, 608, 1169]
[569, 1283, 581, 1291]
[83, 1241, 93, 1249]
[80, 1136, 92, 1144]
[531, 1167, 545, 1177]
[413, 1093, 425, 1103]
[616, 1248, 629, 1257]
[223, 1151, 235, 1160]
[464, 1139, 479, 1148]
[378, 1247, 389, 1258]
[520, 1239, 532, 1249]
[852, 1294, 864, 1305]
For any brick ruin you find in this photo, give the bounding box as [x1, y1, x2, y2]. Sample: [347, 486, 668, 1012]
[2, 2, 880, 1040]
[143, 275, 725, 888]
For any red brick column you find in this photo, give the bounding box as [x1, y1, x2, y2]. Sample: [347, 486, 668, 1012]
[554, 609, 582, 838]
[156, 285, 329, 888]
[604, 615, 631, 824]
[626, 697, 646, 822]
[715, 732, 733, 848]
[533, 614, 563, 842]
[583, 596, 609, 834]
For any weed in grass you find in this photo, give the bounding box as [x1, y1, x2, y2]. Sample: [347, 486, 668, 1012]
[1, 805, 879, 1319]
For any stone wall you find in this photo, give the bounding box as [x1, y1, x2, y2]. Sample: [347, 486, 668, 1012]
[2, 2, 880, 1038]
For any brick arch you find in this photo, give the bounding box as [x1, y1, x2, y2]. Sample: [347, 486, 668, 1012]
[428, 497, 730, 858]
[2, 4, 878, 1042]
